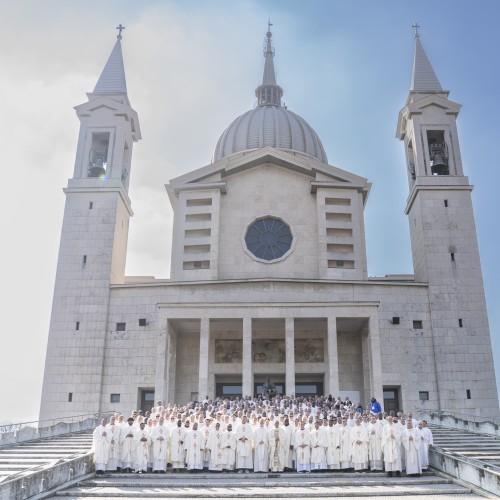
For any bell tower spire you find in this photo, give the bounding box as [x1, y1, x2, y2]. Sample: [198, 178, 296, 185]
[255, 22, 283, 106]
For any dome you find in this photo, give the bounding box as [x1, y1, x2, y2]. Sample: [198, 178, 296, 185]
[212, 27, 328, 164]
[213, 105, 328, 163]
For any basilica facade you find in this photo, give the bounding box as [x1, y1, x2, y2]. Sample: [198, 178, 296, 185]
[39, 28, 499, 421]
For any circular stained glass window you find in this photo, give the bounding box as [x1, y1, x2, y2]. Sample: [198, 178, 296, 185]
[244, 217, 293, 261]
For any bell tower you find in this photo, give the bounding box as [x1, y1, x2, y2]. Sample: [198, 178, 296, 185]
[397, 27, 498, 416]
[39, 27, 141, 421]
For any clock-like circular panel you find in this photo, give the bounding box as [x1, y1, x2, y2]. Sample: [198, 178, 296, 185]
[244, 217, 293, 262]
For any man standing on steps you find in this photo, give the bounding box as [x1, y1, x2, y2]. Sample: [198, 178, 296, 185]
[418, 420, 433, 471]
[170, 419, 187, 472]
[184, 421, 204, 472]
[350, 418, 369, 471]
[134, 421, 150, 474]
[402, 420, 422, 477]
[310, 420, 327, 472]
[268, 420, 287, 472]
[381, 415, 402, 477]
[93, 418, 111, 474]
[120, 417, 136, 473]
[253, 418, 269, 472]
[235, 415, 253, 473]
[367, 414, 383, 472]
[151, 417, 169, 473]
[295, 420, 311, 473]
[106, 415, 121, 472]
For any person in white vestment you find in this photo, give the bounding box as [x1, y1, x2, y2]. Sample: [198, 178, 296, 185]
[93, 418, 111, 474]
[134, 422, 150, 473]
[120, 417, 136, 472]
[253, 419, 269, 472]
[235, 416, 253, 473]
[381, 416, 402, 477]
[170, 420, 187, 471]
[350, 418, 369, 471]
[326, 417, 341, 470]
[418, 421, 433, 470]
[151, 417, 169, 472]
[310, 421, 327, 471]
[339, 417, 352, 470]
[106, 416, 121, 472]
[221, 424, 237, 471]
[294, 422, 311, 473]
[367, 415, 383, 471]
[201, 418, 213, 470]
[268, 420, 287, 472]
[207, 422, 224, 471]
[402, 420, 422, 476]
[184, 422, 204, 471]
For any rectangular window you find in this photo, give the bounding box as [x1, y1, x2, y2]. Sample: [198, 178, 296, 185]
[185, 213, 211, 222]
[183, 260, 210, 270]
[459, 318, 463, 328]
[139, 318, 147, 327]
[326, 228, 352, 237]
[392, 317, 400, 325]
[110, 394, 120, 403]
[325, 197, 351, 206]
[328, 260, 355, 269]
[88, 132, 110, 177]
[116, 322, 126, 331]
[186, 198, 212, 207]
[413, 320, 423, 329]
[185, 229, 211, 238]
[451, 252, 455, 261]
[184, 244, 211, 254]
[327, 243, 354, 253]
[444, 200, 448, 207]
[419, 391, 429, 401]
[75, 321, 80, 331]
[83, 255, 87, 265]
[466, 389, 471, 400]
[325, 212, 352, 222]
[89, 201, 93, 209]
[68, 393, 73, 402]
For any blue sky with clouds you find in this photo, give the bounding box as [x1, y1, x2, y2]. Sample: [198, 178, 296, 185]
[0, 0, 499, 422]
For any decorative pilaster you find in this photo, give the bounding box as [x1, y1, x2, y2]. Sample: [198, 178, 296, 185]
[327, 316, 340, 397]
[242, 318, 253, 397]
[285, 318, 295, 396]
[198, 318, 210, 400]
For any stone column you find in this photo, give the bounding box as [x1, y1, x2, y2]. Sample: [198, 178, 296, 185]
[165, 321, 177, 403]
[198, 318, 210, 400]
[285, 318, 295, 396]
[242, 318, 252, 397]
[327, 316, 340, 397]
[368, 314, 384, 404]
[154, 324, 168, 404]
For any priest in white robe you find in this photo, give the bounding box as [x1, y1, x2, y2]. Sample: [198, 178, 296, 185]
[221, 424, 237, 471]
[350, 418, 369, 471]
[268, 421, 287, 472]
[207, 422, 224, 471]
[235, 416, 253, 473]
[133, 422, 150, 473]
[310, 421, 327, 471]
[381, 416, 402, 476]
[170, 420, 187, 471]
[418, 421, 433, 470]
[253, 419, 269, 472]
[402, 420, 422, 476]
[200, 418, 213, 470]
[93, 418, 111, 474]
[367, 415, 383, 471]
[184, 422, 204, 471]
[120, 417, 136, 472]
[326, 417, 341, 470]
[106, 416, 121, 472]
[339, 417, 352, 470]
[151, 417, 169, 472]
[294, 422, 311, 473]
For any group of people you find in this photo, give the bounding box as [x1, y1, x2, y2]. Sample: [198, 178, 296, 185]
[92, 394, 433, 477]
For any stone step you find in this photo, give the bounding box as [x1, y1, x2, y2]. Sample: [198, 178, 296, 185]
[48, 472, 477, 499]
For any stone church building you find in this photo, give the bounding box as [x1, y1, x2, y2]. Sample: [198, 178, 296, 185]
[40, 27, 499, 421]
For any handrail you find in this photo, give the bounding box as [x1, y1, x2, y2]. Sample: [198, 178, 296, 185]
[0, 411, 116, 434]
[416, 407, 500, 426]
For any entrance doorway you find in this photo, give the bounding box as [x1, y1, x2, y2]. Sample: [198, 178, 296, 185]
[383, 387, 400, 413]
[139, 389, 155, 413]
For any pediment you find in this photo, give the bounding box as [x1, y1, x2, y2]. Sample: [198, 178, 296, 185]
[166, 147, 371, 207]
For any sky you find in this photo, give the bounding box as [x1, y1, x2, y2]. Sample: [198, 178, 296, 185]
[0, 0, 499, 424]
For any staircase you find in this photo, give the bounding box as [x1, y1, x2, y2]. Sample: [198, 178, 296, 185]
[0, 431, 93, 482]
[48, 471, 478, 499]
[430, 424, 500, 470]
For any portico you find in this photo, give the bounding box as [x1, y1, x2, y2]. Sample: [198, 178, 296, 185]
[155, 302, 383, 405]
